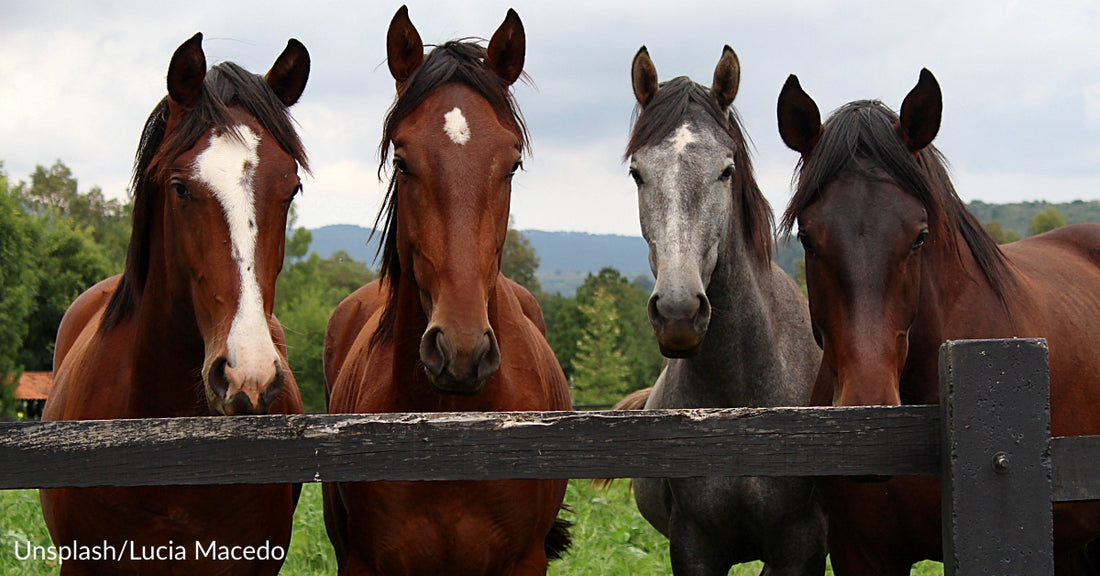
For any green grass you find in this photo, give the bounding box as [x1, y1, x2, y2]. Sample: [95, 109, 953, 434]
[0, 481, 943, 575]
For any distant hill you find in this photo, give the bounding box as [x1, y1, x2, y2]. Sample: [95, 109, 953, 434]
[308, 224, 381, 266]
[966, 200, 1100, 238]
[306, 225, 652, 295]
[305, 200, 1100, 295]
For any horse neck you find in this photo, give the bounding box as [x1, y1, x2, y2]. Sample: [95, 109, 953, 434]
[125, 229, 210, 417]
[902, 225, 997, 404]
[687, 229, 793, 406]
[385, 271, 500, 411]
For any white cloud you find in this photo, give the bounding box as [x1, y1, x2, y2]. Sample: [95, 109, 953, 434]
[3, 0, 1100, 238]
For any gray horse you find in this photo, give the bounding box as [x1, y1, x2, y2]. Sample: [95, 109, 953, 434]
[623, 46, 826, 576]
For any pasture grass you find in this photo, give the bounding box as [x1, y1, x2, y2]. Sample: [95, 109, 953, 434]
[0, 481, 944, 575]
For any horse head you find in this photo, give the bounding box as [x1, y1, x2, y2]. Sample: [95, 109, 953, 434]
[378, 7, 527, 394]
[628, 46, 770, 358]
[118, 33, 309, 415]
[778, 70, 945, 406]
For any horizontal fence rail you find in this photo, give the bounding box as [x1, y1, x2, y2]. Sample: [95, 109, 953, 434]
[2, 408, 1097, 501]
[1, 339, 1098, 575]
[0, 406, 943, 489]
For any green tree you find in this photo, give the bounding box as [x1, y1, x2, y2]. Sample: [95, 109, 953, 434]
[543, 267, 662, 404]
[794, 258, 808, 297]
[19, 218, 114, 371]
[275, 227, 376, 413]
[1030, 208, 1065, 236]
[984, 221, 1021, 244]
[0, 163, 38, 391]
[502, 220, 541, 297]
[13, 160, 130, 271]
[571, 285, 630, 405]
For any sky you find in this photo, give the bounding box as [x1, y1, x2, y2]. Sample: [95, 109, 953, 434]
[3, 1, 1100, 237]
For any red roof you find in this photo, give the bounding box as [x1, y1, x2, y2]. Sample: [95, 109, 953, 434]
[14, 372, 52, 400]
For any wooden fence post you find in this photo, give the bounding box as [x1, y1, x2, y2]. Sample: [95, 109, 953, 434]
[940, 338, 1053, 575]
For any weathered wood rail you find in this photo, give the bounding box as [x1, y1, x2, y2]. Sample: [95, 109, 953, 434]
[3, 339, 1097, 575]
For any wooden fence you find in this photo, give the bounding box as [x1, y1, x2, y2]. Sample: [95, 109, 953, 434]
[2, 338, 1097, 575]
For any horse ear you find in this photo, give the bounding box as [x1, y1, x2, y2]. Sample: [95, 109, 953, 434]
[777, 74, 822, 156]
[387, 5, 424, 85]
[167, 32, 206, 108]
[631, 46, 658, 108]
[897, 68, 942, 153]
[487, 9, 525, 85]
[712, 45, 740, 110]
[266, 39, 310, 107]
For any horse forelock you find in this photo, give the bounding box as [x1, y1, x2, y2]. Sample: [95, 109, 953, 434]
[627, 77, 772, 266]
[102, 61, 307, 332]
[779, 100, 1011, 297]
[369, 40, 529, 350]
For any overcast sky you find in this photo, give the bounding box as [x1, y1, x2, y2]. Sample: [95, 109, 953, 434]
[3, 1, 1099, 237]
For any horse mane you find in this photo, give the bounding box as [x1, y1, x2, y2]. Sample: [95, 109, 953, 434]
[370, 40, 531, 348]
[625, 76, 773, 266]
[101, 61, 309, 331]
[778, 100, 1012, 298]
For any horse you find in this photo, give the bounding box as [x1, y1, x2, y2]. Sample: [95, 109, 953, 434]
[778, 69, 1100, 575]
[322, 7, 571, 575]
[40, 33, 309, 575]
[622, 46, 826, 576]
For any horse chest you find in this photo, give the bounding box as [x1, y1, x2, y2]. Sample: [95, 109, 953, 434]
[348, 481, 538, 573]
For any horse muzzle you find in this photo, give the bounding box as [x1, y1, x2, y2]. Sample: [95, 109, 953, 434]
[420, 325, 501, 395]
[648, 291, 711, 358]
[205, 355, 286, 415]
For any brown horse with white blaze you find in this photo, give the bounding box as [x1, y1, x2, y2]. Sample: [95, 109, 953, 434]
[778, 69, 1100, 575]
[323, 6, 570, 576]
[40, 33, 308, 575]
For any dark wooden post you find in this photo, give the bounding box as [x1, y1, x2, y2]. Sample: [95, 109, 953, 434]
[940, 338, 1052, 575]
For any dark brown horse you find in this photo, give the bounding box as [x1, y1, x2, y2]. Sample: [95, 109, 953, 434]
[778, 69, 1100, 575]
[323, 6, 570, 576]
[41, 33, 308, 575]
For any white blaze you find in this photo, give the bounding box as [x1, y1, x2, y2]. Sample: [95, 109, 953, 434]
[668, 123, 695, 156]
[193, 126, 277, 374]
[444, 107, 471, 145]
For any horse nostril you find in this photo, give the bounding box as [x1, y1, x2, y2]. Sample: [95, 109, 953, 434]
[420, 327, 450, 378]
[477, 331, 501, 382]
[647, 294, 664, 330]
[695, 294, 712, 330]
[208, 357, 229, 400]
[260, 362, 285, 408]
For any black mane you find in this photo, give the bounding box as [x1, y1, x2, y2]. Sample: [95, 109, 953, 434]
[371, 40, 529, 347]
[626, 76, 773, 266]
[779, 99, 1011, 296]
[102, 61, 309, 330]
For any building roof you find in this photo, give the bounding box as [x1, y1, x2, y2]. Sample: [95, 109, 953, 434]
[14, 372, 52, 400]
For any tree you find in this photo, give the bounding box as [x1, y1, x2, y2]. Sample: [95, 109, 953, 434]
[983, 221, 1021, 244]
[275, 228, 377, 413]
[543, 267, 662, 404]
[794, 258, 808, 297]
[1030, 208, 1065, 236]
[13, 160, 130, 271]
[18, 218, 114, 371]
[570, 285, 630, 405]
[0, 163, 38, 386]
[502, 220, 541, 297]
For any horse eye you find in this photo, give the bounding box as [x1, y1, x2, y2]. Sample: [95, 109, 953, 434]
[169, 181, 190, 200]
[797, 231, 815, 255]
[719, 165, 735, 181]
[394, 157, 410, 175]
[912, 229, 929, 251]
[629, 168, 644, 186]
[510, 160, 522, 176]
